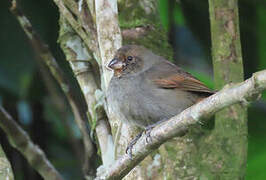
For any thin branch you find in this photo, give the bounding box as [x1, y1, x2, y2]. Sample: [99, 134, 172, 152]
[9, 0, 96, 175]
[57, 0, 122, 168]
[58, 18, 113, 168]
[0, 107, 63, 180]
[96, 70, 266, 179]
[53, 0, 115, 171]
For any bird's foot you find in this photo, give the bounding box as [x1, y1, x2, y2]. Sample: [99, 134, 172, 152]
[144, 126, 153, 143]
[144, 119, 168, 143]
[126, 132, 143, 159]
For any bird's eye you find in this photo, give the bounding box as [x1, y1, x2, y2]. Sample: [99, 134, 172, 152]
[127, 56, 133, 61]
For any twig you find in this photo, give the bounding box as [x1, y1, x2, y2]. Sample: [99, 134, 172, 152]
[96, 70, 266, 179]
[0, 107, 63, 180]
[9, 0, 96, 176]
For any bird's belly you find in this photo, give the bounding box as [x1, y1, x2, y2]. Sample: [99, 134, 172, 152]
[107, 78, 197, 129]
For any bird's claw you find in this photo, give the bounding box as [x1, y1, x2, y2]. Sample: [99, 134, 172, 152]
[125, 126, 155, 159]
[126, 144, 133, 159]
[144, 127, 153, 143]
[125, 132, 143, 159]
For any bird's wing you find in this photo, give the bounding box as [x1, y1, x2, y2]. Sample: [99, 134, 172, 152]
[147, 60, 214, 94]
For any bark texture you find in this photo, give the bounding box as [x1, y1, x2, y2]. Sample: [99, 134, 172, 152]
[0, 145, 14, 180]
[207, 0, 247, 178]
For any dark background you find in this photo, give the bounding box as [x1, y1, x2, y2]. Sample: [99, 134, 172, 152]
[0, 0, 265, 179]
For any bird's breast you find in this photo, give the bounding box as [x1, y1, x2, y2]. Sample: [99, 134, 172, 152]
[107, 75, 198, 128]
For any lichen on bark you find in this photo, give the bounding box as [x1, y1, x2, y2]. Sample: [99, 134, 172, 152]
[0, 145, 14, 180]
[204, 0, 247, 179]
[118, 0, 173, 60]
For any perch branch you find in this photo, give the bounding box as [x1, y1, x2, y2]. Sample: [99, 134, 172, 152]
[96, 70, 266, 179]
[0, 107, 63, 180]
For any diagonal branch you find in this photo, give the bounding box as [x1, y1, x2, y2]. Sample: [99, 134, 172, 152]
[96, 70, 266, 179]
[9, 0, 96, 176]
[0, 106, 63, 180]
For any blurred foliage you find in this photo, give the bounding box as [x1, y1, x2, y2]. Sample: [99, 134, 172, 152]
[0, 0, 265, 179]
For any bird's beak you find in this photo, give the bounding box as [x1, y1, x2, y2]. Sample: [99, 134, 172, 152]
[107, 58, 124, 70]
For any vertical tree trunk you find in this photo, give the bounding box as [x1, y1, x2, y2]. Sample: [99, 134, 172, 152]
[0, 145, 14, 180]
[206, 0, 247, 178]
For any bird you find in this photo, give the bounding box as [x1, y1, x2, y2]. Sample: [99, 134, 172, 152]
[106, 45, 214, 157]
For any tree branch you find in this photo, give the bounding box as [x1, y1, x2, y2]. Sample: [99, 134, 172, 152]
[96, 70, 266, 179]
[53, 0, 115, 171]
[0, 107, 63, 180]
[58, 17, 113, 170]
[9, 0, 96, 175]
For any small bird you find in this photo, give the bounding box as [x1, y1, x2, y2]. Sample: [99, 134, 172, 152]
[107, 45, 213, 155]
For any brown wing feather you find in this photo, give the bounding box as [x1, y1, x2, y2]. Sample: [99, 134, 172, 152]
[150, 61, 214, 94]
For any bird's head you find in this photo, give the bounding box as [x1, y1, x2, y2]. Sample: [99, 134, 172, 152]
[107, 45, 156, 77]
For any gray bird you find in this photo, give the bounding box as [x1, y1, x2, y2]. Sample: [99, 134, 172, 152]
[107, 45, 213, 155]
